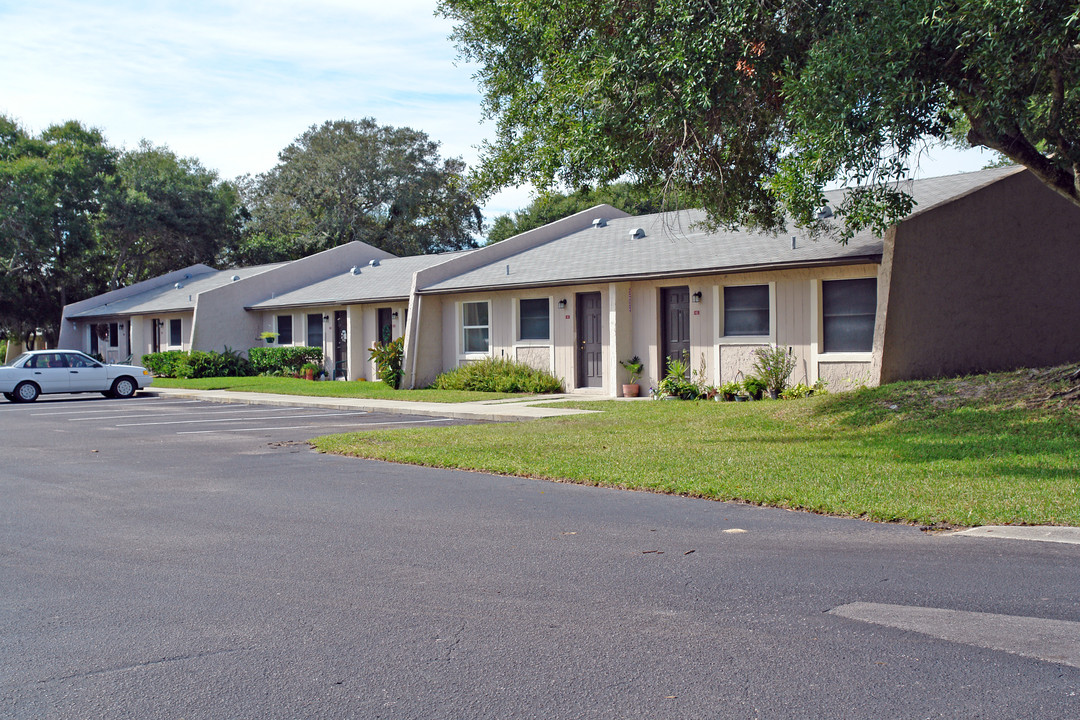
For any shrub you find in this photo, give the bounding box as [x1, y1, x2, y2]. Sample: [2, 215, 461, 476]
[369, 337, 405, 388]
[751, 345, 798, 392]
[248, 346, 323, 375]
[656, 353, 700, 399]
[141, 350, 189, 377]
[181, 347, 252, 379]
[431, 357, 563, 393]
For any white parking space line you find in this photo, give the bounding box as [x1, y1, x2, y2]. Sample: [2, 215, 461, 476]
[176, 417, 456, 434]
[31, 401, 204, 416]
[115, 411, 370, 427]
[830, 602, 1080, 669]
[70, 406, 312, 422]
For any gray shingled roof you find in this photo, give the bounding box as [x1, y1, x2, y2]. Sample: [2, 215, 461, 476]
[68, 263, 287, 318]
[246, 250, 476, 310]
[423, 167, 1022, 293]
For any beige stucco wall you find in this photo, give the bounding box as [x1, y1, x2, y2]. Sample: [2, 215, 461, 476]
[876, 171, 1080, 383]
[255, 301, 409, 381]
[191, 241, 393, 355]
[414, 262, 879, 395]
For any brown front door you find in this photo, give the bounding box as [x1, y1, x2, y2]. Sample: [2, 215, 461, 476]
[661, 286, 690, 377]
[576, 292, 603, 388]
[334, 310, 348, 379]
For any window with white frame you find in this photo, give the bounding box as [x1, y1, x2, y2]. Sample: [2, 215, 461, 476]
[518, 298, 549, 341]
[822, 278, 877, 353]
[169, 318, 182, 347]
[277, 315, 293, 344]
[723, 285, 770, 337]
[462, 301, 489, 354]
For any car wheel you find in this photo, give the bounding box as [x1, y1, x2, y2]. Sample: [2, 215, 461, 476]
[14, 381, 40, 403]
[110, 377, 137, 399]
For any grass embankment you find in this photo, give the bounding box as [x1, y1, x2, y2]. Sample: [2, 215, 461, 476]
[313, 365, 1080, 528]
[152, 376, 521, 403]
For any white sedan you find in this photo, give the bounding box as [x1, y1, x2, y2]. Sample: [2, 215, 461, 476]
[0, 350, 154, 403]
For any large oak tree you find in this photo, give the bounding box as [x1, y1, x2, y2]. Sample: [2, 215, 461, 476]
[440, 0, 1079, 236]
[234, 119, 482, 263]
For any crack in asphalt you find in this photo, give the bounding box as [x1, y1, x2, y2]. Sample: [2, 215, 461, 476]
[38, 647, 255, 684]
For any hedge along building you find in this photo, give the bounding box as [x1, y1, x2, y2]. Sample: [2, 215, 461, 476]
[57, 241, 394, 364]
[400, 166, 1080, 394]
[244, 250, 475, 381]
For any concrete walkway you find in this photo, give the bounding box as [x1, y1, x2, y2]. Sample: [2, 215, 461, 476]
[146, 387, 602, 422]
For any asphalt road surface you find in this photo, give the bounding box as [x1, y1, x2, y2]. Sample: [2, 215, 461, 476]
[2, 394, 1078, 718]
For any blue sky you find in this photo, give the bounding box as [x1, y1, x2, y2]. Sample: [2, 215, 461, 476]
[0, 0, 997, 222]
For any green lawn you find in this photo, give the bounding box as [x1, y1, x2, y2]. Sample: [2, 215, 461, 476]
[312, 367, 1080, 527]
[152, 376, 524, 403]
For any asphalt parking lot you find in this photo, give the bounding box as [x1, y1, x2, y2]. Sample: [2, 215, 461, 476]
[4, 389, 1079, 719]
[0, 392, 472, 442]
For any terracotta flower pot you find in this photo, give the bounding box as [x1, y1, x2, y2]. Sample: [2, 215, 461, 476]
[622, 383, 640, 397]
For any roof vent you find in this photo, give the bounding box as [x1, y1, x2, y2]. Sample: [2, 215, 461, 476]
[184, 273, 192, 279]
[231, 274, 240, 282]
[815, 204, 833, 219]
[174, 282, 183, 289]
[592, 218, 606, 228]
[350, 266, 360, 276]
[368, 258, 380, 267]
[629, 228, 645, 239]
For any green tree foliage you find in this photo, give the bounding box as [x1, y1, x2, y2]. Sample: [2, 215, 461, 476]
[0, 117, 116, 344]
[234, 119, 482, 262]
[440, 0, 1080, 237]
[485, 182, 666, 243]
[98, 141, 242, 288]
[0, 116, 245, 342]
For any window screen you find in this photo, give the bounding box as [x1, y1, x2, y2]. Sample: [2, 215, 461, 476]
[822, 278, 877, 353]
[307, 314, 323, 348]
[169, 318, 182, 346]
[723, 285, 770, 336]
[277, 315, 293, 344]
[462, 302, 489, 354]
[519, 298, 550, 340]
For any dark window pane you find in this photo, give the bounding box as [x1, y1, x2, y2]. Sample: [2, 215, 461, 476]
[724, 285, 770, 336]
[170, 319, 182, 346]
[519, 298, 549, 340]
[108, 323, 119, 347]
[277, 315, 293, 344]
[307, 314, 323, 347]
[822, 278, 877, 353]
[464, 327, 489, 353]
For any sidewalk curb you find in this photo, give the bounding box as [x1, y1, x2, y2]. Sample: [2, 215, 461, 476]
[947, 526, 1080, 546]
[144, 388, 598, 423]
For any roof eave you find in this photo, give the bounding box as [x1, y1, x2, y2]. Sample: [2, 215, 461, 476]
[417, 255, 883, 296]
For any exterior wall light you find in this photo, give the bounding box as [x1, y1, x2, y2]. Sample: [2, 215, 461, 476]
[558, 299, 567, 309]
[692, 291, 703, 303]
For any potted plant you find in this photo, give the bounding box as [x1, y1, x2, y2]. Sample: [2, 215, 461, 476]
[620, 355, 644, 397]
[260, 331, 278, 344]
[720, 380, 741, 401]
[742, 375, 767, 401]
[301, 362, 319, 381]
[751, 345, 798, 399]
